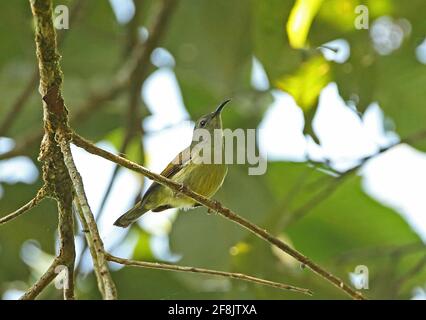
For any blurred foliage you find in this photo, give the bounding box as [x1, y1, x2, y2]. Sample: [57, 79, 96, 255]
[287, 0, 323, 49]
[1, 0, 425, 300]
[276, 55, 330, 111]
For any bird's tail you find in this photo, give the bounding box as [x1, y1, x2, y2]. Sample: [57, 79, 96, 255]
[113, 205, 148, 228]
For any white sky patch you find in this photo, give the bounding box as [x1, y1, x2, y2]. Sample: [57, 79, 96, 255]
[0, 156, 38, 184]
[370, 16, 410, 56]
[0, 137, 15, 153]
[151, 48, 176, 68]
[362, 102, 399, 147]
[142, 68, 190, 132]
[258, 79, 426, 242]
[109, 229, 140, 267]
[138, 26, 149, 42]
[412, 287, 426, 300]
[415, 38, 426, 65]
[20, 240, 55, 280]
[251, 56, 270, 91]
[362, 144, 426, 241]
[70, 142, 139, 270]
[313, 83, 381, 171]
[2, 289, 25, 300]
[151, 234, 181, 262]
[258, 90, 307, 161]
[109, 0, 135, 25]
[320, 39, 350, 63]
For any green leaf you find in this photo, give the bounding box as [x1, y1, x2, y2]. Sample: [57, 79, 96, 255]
[253, 0, 300, 82]
[287, 0, 323, 49]
[276, 55, 330, 111]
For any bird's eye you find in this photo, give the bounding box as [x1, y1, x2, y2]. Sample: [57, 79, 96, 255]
[200, 120, 206, 127]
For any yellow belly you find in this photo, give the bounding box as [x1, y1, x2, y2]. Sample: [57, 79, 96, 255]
[143, 162, 227, 211]
[169, 163, 227, 208]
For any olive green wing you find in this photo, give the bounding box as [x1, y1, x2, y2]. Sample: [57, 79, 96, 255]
[141, 146, 191, 203]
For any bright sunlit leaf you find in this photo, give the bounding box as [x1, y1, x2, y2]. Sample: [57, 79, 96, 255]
[286, 0, 323, 49]
[276, 55, 330, 111]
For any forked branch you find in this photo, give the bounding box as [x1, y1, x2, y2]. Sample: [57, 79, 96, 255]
[106, 254, 313, 295]
[71, 132, 365, 300]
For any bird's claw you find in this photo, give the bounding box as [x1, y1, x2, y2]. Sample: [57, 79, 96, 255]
[207, 200, 220, 214]
[174, 184, 187, 197]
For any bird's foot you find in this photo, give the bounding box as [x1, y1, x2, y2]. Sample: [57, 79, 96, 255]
[207, 200, 221, 214]
[173, 184, 187, 197]
[179, 184, 188, 193]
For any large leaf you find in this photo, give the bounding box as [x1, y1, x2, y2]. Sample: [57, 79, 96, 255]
[287, 0, 323, 49]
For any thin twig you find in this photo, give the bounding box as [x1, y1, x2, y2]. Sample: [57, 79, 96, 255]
[0, 0, 178, 162]
[106, 253, 313, 296]
[20, 257, 62, 300]
[335, 242, 426, 265]
[0, 0, 85, 138]
[71, 132, 365, 300]
[0, 71, 38, 137]
[75, 0, 176, 276]
[279, 131, 426, 229]
[124, 0, 145, 55]
[20, 197, 76, 301]
[0, 187, 46, 225]
[57, 196, 76, 300]
[58, 132, 117, 300]
[279, 174, 352, 229]
[394, 254, 426, 293]
[73, 198, 106, 296]
[26, 0, 79, 300]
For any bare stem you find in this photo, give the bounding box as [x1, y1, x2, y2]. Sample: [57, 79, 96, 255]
[71, 132, 365, 300]
[0, 0, 85, 138]
[0, 0, 178, 162]
[73, 198, 106, 296]
[58, 132, 117, 299]
[106, 254, 313, 296]
[0, 187, 46, 225]
[20, 257, 62, 300]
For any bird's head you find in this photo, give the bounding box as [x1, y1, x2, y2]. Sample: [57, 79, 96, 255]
[193, 99, 230, 134]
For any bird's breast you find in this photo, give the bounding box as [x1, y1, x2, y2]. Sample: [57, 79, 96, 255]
[173, 163, 227, 198]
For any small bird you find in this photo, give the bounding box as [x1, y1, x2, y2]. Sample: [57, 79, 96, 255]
[114, 100, 230, 228]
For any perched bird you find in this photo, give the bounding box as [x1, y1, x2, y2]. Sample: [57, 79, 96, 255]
[114, 100, 230, 228]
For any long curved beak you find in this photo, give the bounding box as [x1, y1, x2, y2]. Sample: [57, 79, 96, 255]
[213, 99, 231, 117]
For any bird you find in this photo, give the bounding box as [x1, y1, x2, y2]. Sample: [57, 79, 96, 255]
[114, 100, 230, 228]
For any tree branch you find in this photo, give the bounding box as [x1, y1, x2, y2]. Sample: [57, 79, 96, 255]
[394, 254, 426, 293]
[71, 132, 365, 300]
[0, 0, 85, 138]
[75, 0, 177, 278]
[24, 0, 78, 300]
[0, 0, 178, 162]
[106, 254, 313, 296]
[279, 173, 351, 228]
[57, 194, 76, 300]
[279, 129, 426, 229]
[58, 132, 117, 299]
[20, 256, 62, 300]
[18, 0, 181, 300]
[0, 187, 46, 225]
[335, 242, 426, 265]
[73, 198, 106, 297]
[20, 196, 76, 300]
